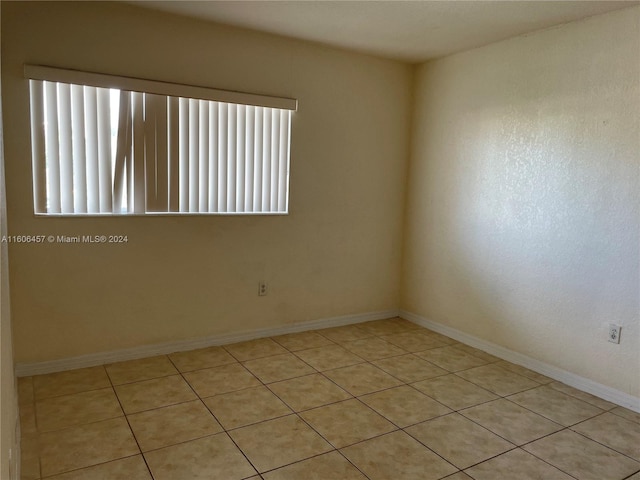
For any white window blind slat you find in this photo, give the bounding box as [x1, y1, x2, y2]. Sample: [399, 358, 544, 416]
[253, 107, 263, 212]
[132, 92, 145, 214]
[278, 111, 290, 212]
[168, 97, 180, 213]
[262, 108, 272, 212]
[188, 99, 199, 213]
[29, 80, 47, 214]
[155, 96, 169, 212]
[178, 97, 189, 213]
[208, 103, 218, 212]
[96, 88, 113, 213]
[227, 104, 237, 213]
[29, 76, 293, 216]
[270, 109, 280, 212]
[236, 105, 246, 212]
[57, 83, 74, 214]
[112, 91, 131, 213]
[83, 87, 100, 214]
[44, 81, 62, 214]
[144, 94, 157, 212]
[217, 103, 228, 213]
[198, 100, 209, 213]
[70, 85, 88, 213]
[244, 106, 255, 212]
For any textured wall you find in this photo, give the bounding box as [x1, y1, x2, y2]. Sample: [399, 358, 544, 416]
[2, 2, 412, 362]
[402, 7, 640, 397]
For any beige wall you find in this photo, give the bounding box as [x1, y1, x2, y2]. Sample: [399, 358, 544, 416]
[403, 7, 640, 397]
[1, 3, 19, 476]
[1, 2, 412, 363]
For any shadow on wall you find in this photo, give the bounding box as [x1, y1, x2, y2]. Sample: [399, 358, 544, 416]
[427, 98, 635, 356]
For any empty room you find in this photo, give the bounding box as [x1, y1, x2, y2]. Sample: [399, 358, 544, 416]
[0, 1, 639, 479]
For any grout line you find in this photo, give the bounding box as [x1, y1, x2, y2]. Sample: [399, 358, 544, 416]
[104, 366, 155, 480]
[167, 354, 262, 478]
[518, 435, 585, 480]
[37, 454, 146, 480]
[568, 419, 640, 464]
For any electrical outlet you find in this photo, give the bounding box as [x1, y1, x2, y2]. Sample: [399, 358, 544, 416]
[258, 281, 268, 296]
[608, 324, 621, 344]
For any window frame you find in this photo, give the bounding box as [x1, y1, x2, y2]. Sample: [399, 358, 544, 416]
[25, 65, 297, 217]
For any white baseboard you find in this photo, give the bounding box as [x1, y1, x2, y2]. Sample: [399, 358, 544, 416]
[15, 309, 399, 377]
[400, 310, 640, 413]
[16, 307, 639, 414]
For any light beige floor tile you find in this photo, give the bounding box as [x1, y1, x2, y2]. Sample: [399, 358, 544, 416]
[494, 360, 553, 384]
[387, 318, 424, 331]
[46, 455, 151, 480]
[115, 375, 196, 414]
[406, 413, 514, 469]
[183, 363, 260, 398]
[415, 346, 488, 372]
[168, 346, 237, 372]
[203, 386, 291, 429]
[341, 337, 406, 361]
[341, 431, 457, 480]
[128, 400, 222, 451]
[548, 381, 617, 410]
[106, 356, 177, 385]
[360, 385, 451, 427]
[442, 473, 473, 480]
[460, 399, 562, 445]
[451, 344, 500, 363]
[33, 366, 111, 400]
[36, 387, 123, 432]
[294, 345, 364, 371]
[224, 338, 288, 361]
[300, 399, 396, 448]
[465, 448, 574, 480]
[230, 414, 332, 472]
[508, 385, 603, 426]
[19, 403, 37, 435]
[372, 354, 448, 383]
[456, 364, 540, 396]
[316, 325, 372, 343]
[268, 373, 352, 411]
[524, 430, 640, 480]
[611, 406, 640, 424]
[144, 433, 256, 480]
[20, 434, 40, 480]
[379, 332, 446, 352]
[412, 374, 498, 410]
[420, 330, 459, 345]
[572, 412, 640, 460]
[324, 363, 403, 396]
[18, 376, 34, 406]
[627, 473, 640, 480]
[272, 331, 334, 351]
[39, 417, 139, 477]
[262, 451, 366, 480]
[356, 319, 411, 336]
[243, 353, 315, 383]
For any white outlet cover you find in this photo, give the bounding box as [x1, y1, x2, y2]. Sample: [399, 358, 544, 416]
[608, 324, 621, 344]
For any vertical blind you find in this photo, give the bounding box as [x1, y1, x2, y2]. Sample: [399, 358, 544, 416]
[28, 70, 294, 215]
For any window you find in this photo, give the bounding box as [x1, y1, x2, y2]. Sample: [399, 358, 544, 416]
[26, 65, 297, 215]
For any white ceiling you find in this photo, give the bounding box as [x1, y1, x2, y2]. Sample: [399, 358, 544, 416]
[130, 1, 638, 63]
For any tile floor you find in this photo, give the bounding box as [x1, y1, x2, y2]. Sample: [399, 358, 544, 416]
[17, 318, 640, 480]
